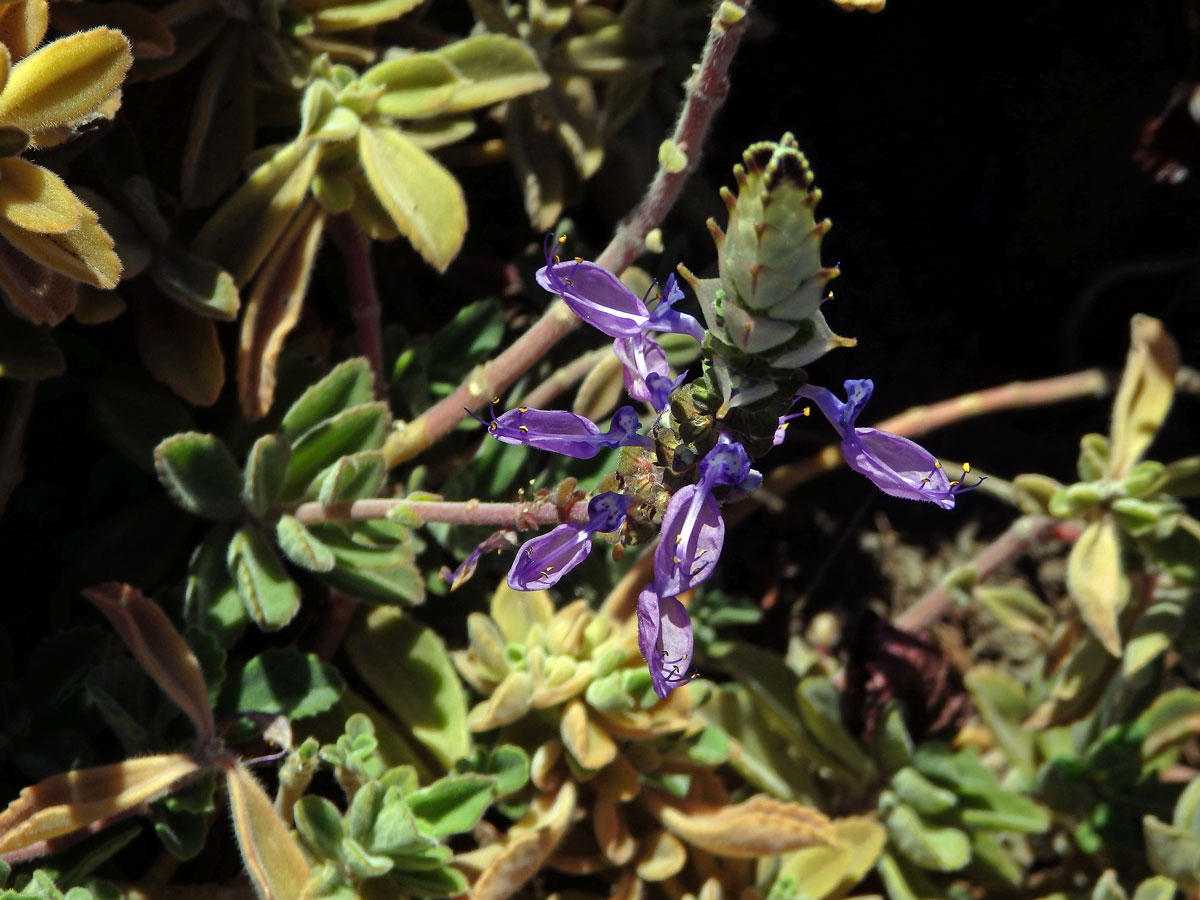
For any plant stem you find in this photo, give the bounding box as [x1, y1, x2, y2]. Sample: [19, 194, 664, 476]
[292, 497, 591, 528]
[520, 346, 612, 409]
[382, 0, 754, 467]
[894, 515, 1082, 632]
[760, 367, 1117, 499]
[331, 214, 385, 398]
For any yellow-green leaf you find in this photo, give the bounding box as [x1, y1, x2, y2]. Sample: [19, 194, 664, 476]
[0, 198, 121, 287]
[0, 0, 47, 65]
[0, 153, 77, 233]
[308, 0, 423, 31]
[1066, 517, 1129, 656]
[435, 34, 548, 113]
[345, 606, 471, 771]
[149, 243, 240, 321]
[224, 760, 312, 900]
[1109, 314, 1180, 478]
[357, 124, 465, 271]
[193, 140, 322, 285]
[363, 53, 460, 119]
[655, 794, 834, 858]
[0, 27, 131, 133]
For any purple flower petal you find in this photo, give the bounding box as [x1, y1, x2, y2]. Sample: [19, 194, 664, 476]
[636, 585, 695, 699]
[645, 274, 704, 344]
[654, 484, 725, 596]
[476, 404, 651, 458]
[441, 529, 518, 590]
[614, 333, 669, 404]
[797, 380, 964, 509]
[535, 237, 648, 338]
[507, 525, 591, 590]
[586, 491, 629, 533]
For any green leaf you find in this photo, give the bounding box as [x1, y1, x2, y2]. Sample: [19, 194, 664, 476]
[871, 700, 915, 775]
[282, 358, 376, 441]
[306, 0, 423, 32]
[389, 864, 469, 898]
[154, 432, 244, 520]
[357, 124, 465, 272]
[891, 767, 956, 815]
[340, 836, 394, 878]
[186, 526, 247, 644]
[1067, 517, 1129, 656]
[317, 451, 386, 504]
[1136, 688, 1200, 762]
[1160, 456, 1200, 497]
[1144, 816, 1200, 888]
[964, 666, 1035, 774]
[221, 649, 344, 719]
[276, 515, 336, 573]
[226, 527, 302, 630]
[795, 676, 875, 779]
[365, 788, 422, 854]
[345, 606, 470, 771]
[281, 402, 391, 500]
[885, 803, 971, 872]
[1131, 876, 1180, 900]
[1145, 516, 1200, 585]
[362, 54, 461, 119]
[455, 745, 529, 797]
[295, 795, 346, 861]
[243, 434, 291, 517]
[434, 35, 549, 113]
[959, 792, 1050, 833]
[1091, 869, 1128, 900]
[405, 775, 494, 839]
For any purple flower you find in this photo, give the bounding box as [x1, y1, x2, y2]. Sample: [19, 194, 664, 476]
[508, 493, 628, 590]
[535, 237, 702, 343]
[441, 530, 519, 590]
[472, 403, 652, 458]
[636, 585, 695, 699]
[796, 379, 974, 509]
[653, 436, 752, 597]
[613, 333, 687, 411]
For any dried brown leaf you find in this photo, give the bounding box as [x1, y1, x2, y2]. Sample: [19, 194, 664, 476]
[473, 783, 576, 900]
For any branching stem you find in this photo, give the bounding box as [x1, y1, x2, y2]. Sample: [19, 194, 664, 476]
[292, 497, 590, 528]
[382, 0, 754, 467]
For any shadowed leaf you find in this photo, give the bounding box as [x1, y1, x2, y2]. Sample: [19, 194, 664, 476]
[227, 527, 302, 630]
[84, 582, 215, 743]
[237, 201, 326, 420]
[180, 27, 253, 208]
[1067, 517, 1129, 656]
[154, 432, 243, 519]
[133, 297, 225, 406]
[0, 301, 62, 377]
[243, 434, 290, 517]
[221, 649, 344, 720]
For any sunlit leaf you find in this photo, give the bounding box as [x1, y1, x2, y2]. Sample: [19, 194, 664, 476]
[224, 760, 312, 900]
[1066, 517, 1129, 656]
[1109, 315, 1180, 478]
[227, 527, 302, 630]
[0, 156, 80, 233]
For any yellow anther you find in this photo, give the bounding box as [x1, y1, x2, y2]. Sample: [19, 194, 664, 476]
[963, 462, 972, 473]
[675, 534, 682, 544]
[565, 278, 573, 286]
[518, 425, 529, 433]
[934, 460, 944, 469]
[672, 556, 682, 565]
[558, 234, 567, 244]
[518, 406, 529, 413]
[492, 396, 500, 404]
[574, 256, 583, 263]
[803, 406, 811, 416]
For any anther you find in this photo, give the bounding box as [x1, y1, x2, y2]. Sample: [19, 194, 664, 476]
[518, 425, 529, 433]
[518, 406, 529, 413]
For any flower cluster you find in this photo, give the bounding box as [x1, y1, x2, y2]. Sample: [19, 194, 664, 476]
[454, 239, 971, 699]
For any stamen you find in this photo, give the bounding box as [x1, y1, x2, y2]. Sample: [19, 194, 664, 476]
[574, 256, 583, 263]
[963, 462, 972, 474]
[518, 407, 529, 413]
[518, 425, 529, 433]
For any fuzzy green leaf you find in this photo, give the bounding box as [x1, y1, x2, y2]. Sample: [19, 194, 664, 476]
[221, 649, 344, 720]
[282, 358, 376, 440]
[317, 451, 386, 505]
[154, 432, 244, 520]
[885, 803, 971, 872]
[281, 402, 391, 500]
[405, 775, 495, 838]
[276, 514, 336, 573]
[363, 54, 461, 119]
[243, 434, 291, 517]
[294, 795, 345, 862]
[226, 527, 302, 630]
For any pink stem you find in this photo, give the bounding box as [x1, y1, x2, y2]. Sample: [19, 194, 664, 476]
[382, 1, 754, 467]
[291, 497, 591, 528]
[330, 214, 385, 398]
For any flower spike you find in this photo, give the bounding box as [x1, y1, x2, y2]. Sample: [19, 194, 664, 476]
[797, 379, 975, 509]
[507, 493, 629, 590]
[636, 585, 696, 699]
[471, 402, 653, 458]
